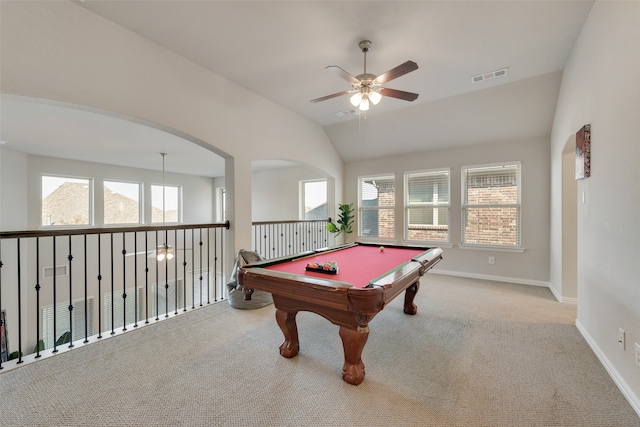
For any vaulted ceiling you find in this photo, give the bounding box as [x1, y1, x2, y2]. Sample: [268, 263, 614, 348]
[0, 1, 594, 176]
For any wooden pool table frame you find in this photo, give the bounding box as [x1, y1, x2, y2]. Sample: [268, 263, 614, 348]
[238, 242, 443, 385]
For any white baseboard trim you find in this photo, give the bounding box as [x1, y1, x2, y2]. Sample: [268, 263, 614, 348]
[429, 270, 578, 304]
[431, 269, 550, 288]
[576, 320, 640, 418]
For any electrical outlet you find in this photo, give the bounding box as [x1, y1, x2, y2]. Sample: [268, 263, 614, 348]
[618, 328, 626, 350]
[489, 256, 495, 265]
[635, 343, 640, 366]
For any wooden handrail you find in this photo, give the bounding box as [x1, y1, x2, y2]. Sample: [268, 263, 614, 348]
[251, 218, 331, 226]
[0, 221, 230, 239]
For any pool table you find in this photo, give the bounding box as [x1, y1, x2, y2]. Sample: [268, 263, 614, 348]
[238, 242, 443, 385]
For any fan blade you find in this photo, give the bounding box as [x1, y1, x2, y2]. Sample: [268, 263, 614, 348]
[374, 61, 418, 84]
[310, 90, 352, 103]
[326, 66, 360, 84]
[379, 87, 419, 102]
[125, 250, 153, 257]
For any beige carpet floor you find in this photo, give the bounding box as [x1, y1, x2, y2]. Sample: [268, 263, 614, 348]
[0, 274, 638, 426]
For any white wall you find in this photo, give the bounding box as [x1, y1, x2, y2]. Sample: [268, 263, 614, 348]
[345, 137, 551, 285]
[0, 148, 28, 230]
[550, 0, 640, 411]
[251, 166, 329, 222]
[0, 1, 344, 262]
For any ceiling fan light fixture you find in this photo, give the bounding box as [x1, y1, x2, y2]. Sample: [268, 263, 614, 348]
[350, 92, 363, 107]
[369, 90, 382, 105]
[156, 244, 174, 262]
[359, 97, 370, 111]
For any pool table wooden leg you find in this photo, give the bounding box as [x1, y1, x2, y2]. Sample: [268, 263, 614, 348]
[339, 325, 369, 385]
[275, 308, 300, 358]
[403, 281, 420, 315]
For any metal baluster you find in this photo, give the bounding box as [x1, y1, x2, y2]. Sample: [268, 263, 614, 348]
[134, 232, 138, 328]
[220, 225, 225, 298]
[35, 237, 42, 357]
[67, 235, 74, 348]
[13, 239, 23, 363]
[0, 237, 3, 370]
[121, 233, 127, 332]
[182, 229, 187, 311]
[198, 228, 203, 307]
[110, 233, 115, 335]
[155, 230, 159, 321]
[174, 229, 178, 315]
[83, 235, 88, 343]
[164, 229, 169, 318]
[144, 231, 149, 324]
[52, 236, 58, 353]
[206, 228, 211, 304]
[191, 229, 195, 309]
[97, 234, 102, 339]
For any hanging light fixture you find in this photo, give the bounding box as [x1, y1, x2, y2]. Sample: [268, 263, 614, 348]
[157, 153, 174, 262]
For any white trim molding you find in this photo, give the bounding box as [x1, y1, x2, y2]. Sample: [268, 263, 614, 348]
[576, 320, 640, 418]
[432, 269, 550, 289]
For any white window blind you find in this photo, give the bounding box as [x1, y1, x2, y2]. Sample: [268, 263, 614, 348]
[187, 269, 214, 307]
[462, 163, 521, 247]
[103, 287, 145, 332]
[358, 175, 395, 239]
[405, 169, 450, 242]
[150, 280, 184, 318]
[42, 298, 94, 349]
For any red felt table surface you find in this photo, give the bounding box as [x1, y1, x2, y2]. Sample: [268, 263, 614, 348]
[264, 245, 427, 288]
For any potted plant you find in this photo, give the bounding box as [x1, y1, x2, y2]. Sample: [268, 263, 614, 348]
[326, 203, 354, 237]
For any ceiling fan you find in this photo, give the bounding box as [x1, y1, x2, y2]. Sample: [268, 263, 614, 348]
[125, 153, 190, 261]
[310, 40, 419, 111]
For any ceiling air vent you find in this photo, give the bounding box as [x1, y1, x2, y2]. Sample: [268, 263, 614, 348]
[334, 109, 356, 117]
[471, 67, 508, 84]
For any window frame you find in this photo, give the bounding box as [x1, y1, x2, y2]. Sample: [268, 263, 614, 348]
[103, 180, 143, 225]
[41, 174, 93, 227]
[357, 173, 396, 241]
[404, 168, 451, 244]
[300, 179, 328, 220]
[216, 187, 226, 223]
[151, 184, 182, 224]
[461, 161, 522, 250]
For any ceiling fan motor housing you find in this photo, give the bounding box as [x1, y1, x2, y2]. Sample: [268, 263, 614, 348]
[359, 40, 372, 53]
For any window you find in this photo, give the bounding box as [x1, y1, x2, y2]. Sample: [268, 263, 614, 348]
[42, 176, 92, 226]
[301, 180, 327, 220]
[151, 185, 180, 223]
[405, 169, 450, 242]
[104, 181, 141, 225]
[462, 163, 521, 247]
[216, 188, 226, 222]
[358, 175, 395, 239]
